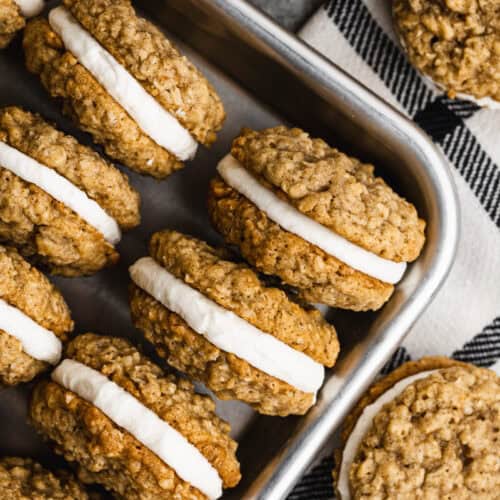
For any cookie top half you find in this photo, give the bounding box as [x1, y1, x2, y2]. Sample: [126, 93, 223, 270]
[231, 126, 425, 263]
[31, 334, 240, 499]
[394, 0, 500, 105]
[0, 244, 72, 385]
[336, 357, 500, 499]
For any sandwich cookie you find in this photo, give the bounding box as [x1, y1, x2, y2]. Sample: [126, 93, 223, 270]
[0, 107, 140, 276]
[0, 0, 43, 49]
[334, 357, 500, 499]
[30, 334, 241, 499]
[129, 230, 339, 416]
[208, 126, 426, 311]
[394, 0, 500, 108]
[23, 0, 225, 179]
[0, 244, 72, 386]
[0, 456, 90, 499]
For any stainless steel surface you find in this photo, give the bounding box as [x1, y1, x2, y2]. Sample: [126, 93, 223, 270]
[0, 1, 458, 499]
[247, 0, 323, 30]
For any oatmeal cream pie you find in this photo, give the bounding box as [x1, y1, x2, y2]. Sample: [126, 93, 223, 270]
[0, 0, 43, 49]
[334, 357, 500, 499]
[208, 126, 426, 311]
[23, 0, 225, 178]
[0, 244, 72, 386]
[30, 334, 241, 500]
[0, 106, 140, 276]
[129, 229, 339, 416]
[394, 0, 500, 108]
[0, 456, 90, 499]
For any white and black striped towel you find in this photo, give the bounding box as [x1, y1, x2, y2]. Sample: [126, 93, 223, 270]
[288, 1, 500, 498]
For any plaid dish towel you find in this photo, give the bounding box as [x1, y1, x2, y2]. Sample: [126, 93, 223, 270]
[288, 1, 500, 498]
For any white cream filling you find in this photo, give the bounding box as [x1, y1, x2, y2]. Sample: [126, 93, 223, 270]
[0, 298, 62, 365]
[338, 370, 437, 499]
[0, 141, 121, 245]
[129, 257, 325, 394]
[52, 359, 222, 499]
[217, 155, 407, 284]
[48, 7, 198, 161]
[14, 0, 44, 18]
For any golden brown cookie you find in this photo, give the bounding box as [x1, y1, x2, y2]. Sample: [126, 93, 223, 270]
[129, 229, 339, 416]
[0, 244, 73, 386]
[0, 0, 25, 49]
[0, 107, 140, 276]
[208, 126, 426, 311]
[394, 0, 500, 105]
[30, 333, 241, 499]
[0, 456, 89, 499]
[334, 357, 500, 499]
[23, 0, 225, 178]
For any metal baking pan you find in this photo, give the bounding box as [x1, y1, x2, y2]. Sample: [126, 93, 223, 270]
[0, 0, 458, 498]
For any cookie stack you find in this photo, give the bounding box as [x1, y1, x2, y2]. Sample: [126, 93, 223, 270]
[129, 229, 340, 416]
[208, 126, 426, 311]
[333, 357, 500, 498]
[24, 0, 225, 178]
[30, 334, 241, 499]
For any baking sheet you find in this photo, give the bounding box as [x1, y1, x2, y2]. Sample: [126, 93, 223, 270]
[0, 1, 458, 498]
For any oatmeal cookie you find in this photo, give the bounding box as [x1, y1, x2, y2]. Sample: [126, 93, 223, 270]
[129, 229, 339, 416]
[23, 0, 225, 178]
[334, 357, 500, 499]
[30, 334, 241, 499]
[0, 107, 140, 276]
[0, 244, 72, 385]
[0, 0, 24, 49]
[0, 456, 89, 499]
[208, 126, 425, 311]
[208, 177, 394, 311]
[394, 0, 500, 105]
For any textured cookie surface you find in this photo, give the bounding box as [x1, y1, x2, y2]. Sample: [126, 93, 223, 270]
[0, 245, 72, 385]
[394, 0, 500, 102]
[0, 456, 89, 499]
[30, 334, 240, 499]
[208, 177, 394, 311]
[0, 107, 140, 229]
[0, 0, 24, 49]
[63, 0, 225, 145]
[231, 126, 426, 262]
[340, 358, 500, 499]
[23, 19, 181, 178]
